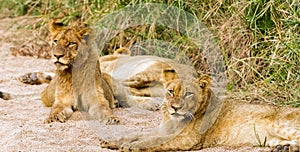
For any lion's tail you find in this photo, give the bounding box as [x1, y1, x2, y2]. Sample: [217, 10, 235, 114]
[0, 91, 40, 100]
[0, 91, 11, 100]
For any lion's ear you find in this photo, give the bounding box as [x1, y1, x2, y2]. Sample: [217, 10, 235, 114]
[49, 20, 64, 34]
[162, 68, 179, 83]
[78, 28, 90, 39]
[198, 75, 211, 90]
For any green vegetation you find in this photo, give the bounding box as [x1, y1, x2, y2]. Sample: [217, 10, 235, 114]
[253, 124, 267, 147]
[0, 0, 299, 105]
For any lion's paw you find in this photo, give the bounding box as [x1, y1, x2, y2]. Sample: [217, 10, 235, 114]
[44, 108, 73, 124]
[100, 137, 147, 152]
[44, 113, 67, 124]
[138, 97, 162, 111]
[104, 116, 121, 125]
[271, 144, 299, 152]
[19, 72, 53, 85]
[99, 139, 119, 150]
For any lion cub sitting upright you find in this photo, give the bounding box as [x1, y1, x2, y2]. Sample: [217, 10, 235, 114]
[43, 21, 120, 125]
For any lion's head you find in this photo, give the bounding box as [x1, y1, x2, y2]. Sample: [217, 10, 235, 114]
[162, 68, 211, 122]
[49, 21, 90, 70]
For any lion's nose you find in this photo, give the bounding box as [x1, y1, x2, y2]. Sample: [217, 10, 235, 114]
[171, 105, 181, 111]
[54, 54, 64, 59]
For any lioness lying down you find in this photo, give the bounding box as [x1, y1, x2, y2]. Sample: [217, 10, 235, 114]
[96, 60, 300, 151]
[1, 22, 299, 151]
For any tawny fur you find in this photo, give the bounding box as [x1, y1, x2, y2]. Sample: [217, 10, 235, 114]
[14, 23, 300, 151]
[99, 54, 198, 111]
[43, 21, 120, 124]
[99, 65, 300, 151]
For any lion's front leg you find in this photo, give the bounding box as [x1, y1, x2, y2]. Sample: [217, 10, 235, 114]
[100, 130, 176, 151]
[84, 90, 121, 125]
[100, 133, 145, 150]
[44, 89, 75, 123]
[123, 71, 160, 88]
[41, 79, 56, 107]
[88, 103, 121, 125]
[119, 135, 177, 151]
[44, 104, 74, 123]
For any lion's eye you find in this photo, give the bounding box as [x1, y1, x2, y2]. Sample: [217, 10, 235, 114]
[184, 92, 194, 99]
[167, 90, 174, 97]
[53, 40, 58, 45]
[68, 42, 77, 47]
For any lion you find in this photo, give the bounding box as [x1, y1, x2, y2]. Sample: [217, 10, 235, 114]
[98, 63, 300, 151]
[40, 21, 121, 124]
[4, 23, 299, 151]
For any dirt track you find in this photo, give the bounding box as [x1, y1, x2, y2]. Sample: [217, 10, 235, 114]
[0, 17, 270, 152]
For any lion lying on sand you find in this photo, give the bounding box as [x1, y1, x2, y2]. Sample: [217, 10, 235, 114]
[1, 22, 299, 151]
[98, 59, 300, 151]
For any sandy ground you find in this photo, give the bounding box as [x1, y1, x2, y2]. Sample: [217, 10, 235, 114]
[0, 17, 271, 152]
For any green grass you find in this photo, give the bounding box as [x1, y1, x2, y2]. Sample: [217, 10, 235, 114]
[0, 0, 299, 105]
[253, 124, 267, 147]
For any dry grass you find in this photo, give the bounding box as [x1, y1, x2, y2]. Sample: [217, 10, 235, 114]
[0, 0, 299, 106]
